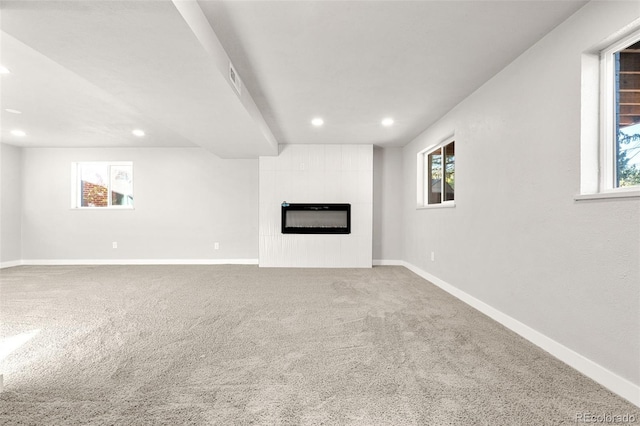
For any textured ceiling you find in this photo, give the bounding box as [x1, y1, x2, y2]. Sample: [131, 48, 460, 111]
[199, 0, 587, 147]
[0, 0, 587, 155]
[0, 0, 277, 157]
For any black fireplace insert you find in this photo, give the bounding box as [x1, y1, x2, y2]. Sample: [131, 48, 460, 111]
[281, 203, 351, 234]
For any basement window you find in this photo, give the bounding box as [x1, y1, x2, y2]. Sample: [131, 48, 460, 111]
[580, 30, 640, 200]
[71, 162, 133, 208]
[602, 32, 640, 190]
[417, 137, 455, 208]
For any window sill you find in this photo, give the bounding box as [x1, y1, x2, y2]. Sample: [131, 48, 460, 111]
[417, 202, 456, 210]
[574, 190, 640, 201]
[71, 207, 135, 210]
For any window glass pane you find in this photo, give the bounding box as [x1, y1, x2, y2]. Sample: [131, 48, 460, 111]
[615, 40, 640, 187]
[79, 163, 108, 207]
[444, 141, 455, 201]
[110, 165, 133, 206]
[427, 148, 442, 204]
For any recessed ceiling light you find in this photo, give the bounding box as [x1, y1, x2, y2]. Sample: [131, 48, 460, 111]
[311, 117, 324, 127]
[5, 108, 22, 114]
[11, 130, 26, 137]
[0, 66, 11, 74]
[132, 129, 145, 137]
[381, 118, 394, 127]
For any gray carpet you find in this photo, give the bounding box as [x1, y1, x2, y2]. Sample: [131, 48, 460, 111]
[0, 265, 637, 425]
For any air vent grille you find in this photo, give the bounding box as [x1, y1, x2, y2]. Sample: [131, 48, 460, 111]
[229, 62, 242, 96]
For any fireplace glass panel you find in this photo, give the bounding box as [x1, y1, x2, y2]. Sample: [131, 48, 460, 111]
[286, 210, 348, 229]
[281, 203, 351, 234]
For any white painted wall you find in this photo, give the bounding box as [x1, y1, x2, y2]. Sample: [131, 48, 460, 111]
[1, 143, 23, 265]
[403, 0, 640, 388]
[20, 147, 258, 262]
[259, 144, 373, 267]
[373, 146, 403, 263]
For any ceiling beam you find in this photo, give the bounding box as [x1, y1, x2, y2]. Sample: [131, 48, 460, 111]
[172, 0, 278, 156]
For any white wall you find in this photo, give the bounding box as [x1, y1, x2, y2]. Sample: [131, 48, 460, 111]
[373, 146, 403, 262]
[21, 147, 258, 262]
[1, 143, 23, 265]
[259, 144, 373, 267]
[403, 0, 640, 391]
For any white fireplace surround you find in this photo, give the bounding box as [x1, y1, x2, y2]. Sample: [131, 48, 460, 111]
[259, 144, 373, 267]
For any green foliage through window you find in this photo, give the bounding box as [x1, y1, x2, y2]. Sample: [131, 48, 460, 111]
[617, 131, 640, 187]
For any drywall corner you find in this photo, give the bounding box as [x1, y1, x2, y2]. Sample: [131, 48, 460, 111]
[0, 143, 23, 265]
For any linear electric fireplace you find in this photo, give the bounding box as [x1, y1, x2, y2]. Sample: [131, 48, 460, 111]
[281, 203, 351, 234]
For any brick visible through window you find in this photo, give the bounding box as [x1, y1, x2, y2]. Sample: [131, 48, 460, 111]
[73, 162, 133, 208]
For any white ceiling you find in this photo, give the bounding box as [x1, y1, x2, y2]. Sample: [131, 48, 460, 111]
[0, 0, 277, 157]
[0, 0, 587, 157]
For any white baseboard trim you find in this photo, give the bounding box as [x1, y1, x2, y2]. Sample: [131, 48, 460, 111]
[372, 259, 405, 266]
[0, 260, 23, 269]
[401, 261, 640, 408]
[19, 259, 259, 266]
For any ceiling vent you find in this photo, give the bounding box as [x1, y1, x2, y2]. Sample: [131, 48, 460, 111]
[229, 62, 242, 96]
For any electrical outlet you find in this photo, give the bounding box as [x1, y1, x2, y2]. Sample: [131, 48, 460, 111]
[430, 251, 435, 261]
[112, 242, 118, 249]
[214, 242, 220, 250]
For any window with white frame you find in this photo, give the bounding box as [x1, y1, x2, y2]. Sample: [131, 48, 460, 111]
[72, 162, 133, 208]
[417, 138, 455, 207]
[601, 32, 640, 190]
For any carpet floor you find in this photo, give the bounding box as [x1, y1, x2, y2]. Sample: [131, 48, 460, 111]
[0, 265, 637, 425]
